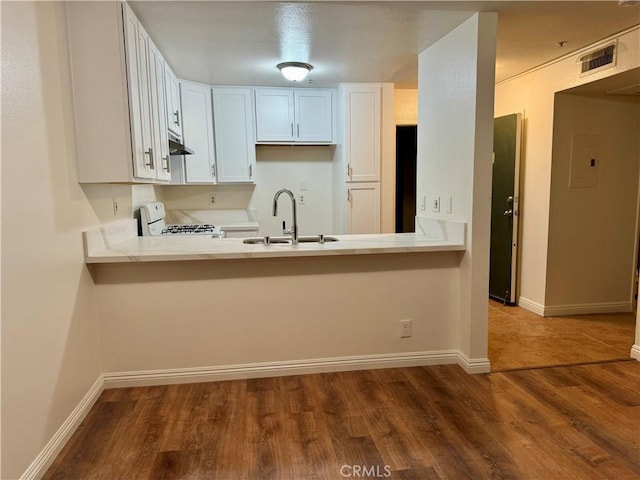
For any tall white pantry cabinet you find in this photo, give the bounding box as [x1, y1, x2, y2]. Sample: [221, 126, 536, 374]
[334, 84, 382, 234]
[66, 2, 174, 183]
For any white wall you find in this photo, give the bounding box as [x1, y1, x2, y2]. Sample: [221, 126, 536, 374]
[546, 93, 640, 310]
[394, 89, 418, 125]
[1, 3, 121, 477]
[417, 13, 497, 359]
[95, 254, 461, 372]
[495, 26, 640, 312]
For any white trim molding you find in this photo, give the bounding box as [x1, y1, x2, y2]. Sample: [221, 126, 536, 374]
[21, 350, 491, 479]
[103, 351, 468, 388]
[20, 376, 105, 480]
[542, 301, 632, 317]
[517, 296, 545, 316]
[457, 352, 491, 374]
[518, 297, 632, 317]
[631, 345, 640, 361]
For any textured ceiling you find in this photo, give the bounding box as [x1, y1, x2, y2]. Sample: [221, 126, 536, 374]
[130, 1, 640, 88]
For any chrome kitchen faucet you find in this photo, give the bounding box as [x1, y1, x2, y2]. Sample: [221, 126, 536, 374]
[272, 188, 298, 245]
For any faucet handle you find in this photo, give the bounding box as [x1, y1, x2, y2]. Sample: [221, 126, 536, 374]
[282, 220, 293, 235]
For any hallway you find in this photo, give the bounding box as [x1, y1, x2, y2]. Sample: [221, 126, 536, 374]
[489, 301, 636, 371]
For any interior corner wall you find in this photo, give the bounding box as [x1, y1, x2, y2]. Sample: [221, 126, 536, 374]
[495, 26, 640, 311]
[380, 83, 396, 233]
[1, 2, 106, 478]
[417, 12, 497, 360]
[547, 93, 640, 310]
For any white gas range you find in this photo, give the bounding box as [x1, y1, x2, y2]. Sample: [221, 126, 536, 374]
[140, 202, 220, 237]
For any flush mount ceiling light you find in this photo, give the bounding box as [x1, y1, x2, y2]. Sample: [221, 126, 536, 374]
[277, 62, 313, 82]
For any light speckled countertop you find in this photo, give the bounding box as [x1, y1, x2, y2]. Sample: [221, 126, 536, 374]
[83, 217, 466, 264]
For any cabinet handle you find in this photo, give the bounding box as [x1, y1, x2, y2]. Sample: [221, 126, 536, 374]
[211, 164, 216, 179]
[291, 122, 294, 138]
[174, 110, 180, 127]
[144, 147, 154, 169]
[164, 154, 171, 173]
[249, 164, 253, 178]
[347, 163, 352, 178]
[297, 123, 300, 138]
[347, 189, 351, 203]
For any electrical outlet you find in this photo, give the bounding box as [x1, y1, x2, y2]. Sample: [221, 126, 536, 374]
[400, 319, 412, 338]
[209, 194, 216, 204]
[299, 193, 306, 204]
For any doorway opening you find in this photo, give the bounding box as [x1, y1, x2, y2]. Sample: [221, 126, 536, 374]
[489, 69, 640, 372]
[395, 125, 417, 233]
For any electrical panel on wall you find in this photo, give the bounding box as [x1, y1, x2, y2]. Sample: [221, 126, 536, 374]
[569, 134, 600, 189]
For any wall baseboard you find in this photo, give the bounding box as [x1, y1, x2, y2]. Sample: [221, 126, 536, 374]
[518, 297, 632, 317]
[631, 344, 640, 361]
[457, 351, 491, 374]
[22, 350, 491, 478]
[103, 350, 471, 388]
[517, 296, 546, 316]
[20, 376, 105, 480]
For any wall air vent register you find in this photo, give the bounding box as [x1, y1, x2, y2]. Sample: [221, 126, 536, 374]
[578, 40, 617, 77]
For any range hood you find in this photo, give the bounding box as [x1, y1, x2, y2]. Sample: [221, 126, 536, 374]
[168, 132, 194, 156]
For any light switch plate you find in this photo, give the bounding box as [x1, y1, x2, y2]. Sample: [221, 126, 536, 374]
[431, 196, 440, 213]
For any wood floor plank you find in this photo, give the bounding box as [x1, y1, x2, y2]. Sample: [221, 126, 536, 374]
[44, 362, 640, 480]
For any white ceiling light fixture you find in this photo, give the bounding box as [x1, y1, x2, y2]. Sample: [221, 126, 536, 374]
[277, 62, 313, 82]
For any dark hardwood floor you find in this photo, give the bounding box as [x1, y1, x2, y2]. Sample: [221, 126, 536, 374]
[44, 361, 640, 479]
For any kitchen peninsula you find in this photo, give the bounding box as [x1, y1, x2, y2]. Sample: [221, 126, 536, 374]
[84, 217, 465, 263]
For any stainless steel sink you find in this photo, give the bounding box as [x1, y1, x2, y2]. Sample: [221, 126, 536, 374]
[242, 235, 338, 245]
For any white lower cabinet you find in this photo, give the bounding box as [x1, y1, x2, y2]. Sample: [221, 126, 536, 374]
[212, 88, 256, 184]
[346, 183, 380, 234]
[180, 81, 216, 184]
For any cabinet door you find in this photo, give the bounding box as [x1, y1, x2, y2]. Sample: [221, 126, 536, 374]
[165, 64, 182, 138]
[212, 88, 256, 184]
[180, 81, 216, 183]
[123, 4, 154, 179]
[346, 183, 380, 234]
[344, 86, 380, 182]
[254, 88, 295, 142]
[295, 90, 333, 143]
[148, 41, 171, 181]
[135, 22, 156, 179]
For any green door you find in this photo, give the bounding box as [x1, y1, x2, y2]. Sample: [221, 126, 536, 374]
[490, 113, 522, 304]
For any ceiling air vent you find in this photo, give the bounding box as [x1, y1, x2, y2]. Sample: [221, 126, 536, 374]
[578, 41, 617, 77]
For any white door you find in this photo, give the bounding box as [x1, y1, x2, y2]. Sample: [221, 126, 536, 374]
[344, 86, 380, 182]
[346, 182, 380, 234]
[135, 23, 156, 178]
[180, 81, 216, 183]
[164, 64, 182, 138]
[254, 88, 295, 142]
[148, 41, 171, 181]
[212, 88, 256, 183]
[123, 5, 153, 179]
[295, 90, 333, 143]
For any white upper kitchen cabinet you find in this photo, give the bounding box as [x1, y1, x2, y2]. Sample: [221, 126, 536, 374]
[254, 88, 334, 144]
[66, 2, 169, 183]
[164, 63, 182, 140]
[180, 81, 216, 184]
[148, 40, 172, 181]
[341, 84, 381, 182]
[212, 87, 256, 184]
